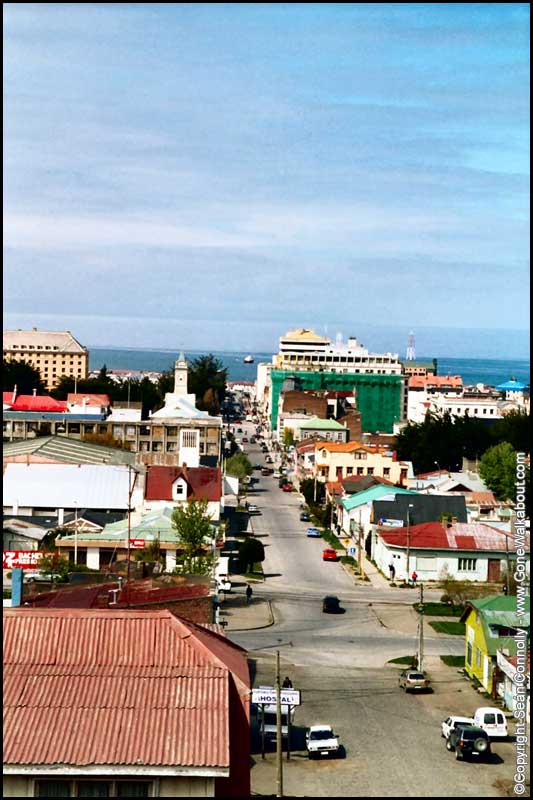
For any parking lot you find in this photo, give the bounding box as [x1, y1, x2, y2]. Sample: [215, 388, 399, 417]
[249, 656, 521, 797]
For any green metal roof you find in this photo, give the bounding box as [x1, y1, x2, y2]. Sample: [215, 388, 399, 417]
[299, 417, 346, 430]
[2, 435, 136, 466]
[59, 507, 215, 545]
[461, 596, 530, 656]
[341, 485, 418, 512]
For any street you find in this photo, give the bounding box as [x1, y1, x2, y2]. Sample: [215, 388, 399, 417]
[223, 419, 519, 797]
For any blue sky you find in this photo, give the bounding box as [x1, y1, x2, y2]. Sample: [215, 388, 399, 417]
[3, 4, 530, 358]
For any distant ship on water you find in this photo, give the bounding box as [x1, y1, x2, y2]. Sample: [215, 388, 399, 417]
[243, 354, 254, 364]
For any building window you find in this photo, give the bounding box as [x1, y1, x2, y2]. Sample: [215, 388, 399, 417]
[476, 647, 481, 668]
[383, 468, 390, 477]
[458, 557, 477, 571]
[357, 467, 364, 475]
[77, 781, 110, 797]
[366, 467, 374, 475]
[35, 781, 71, 797]
[466, 642, 472, 665]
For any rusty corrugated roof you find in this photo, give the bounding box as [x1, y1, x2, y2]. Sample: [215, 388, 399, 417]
[3, 608, 249, 769]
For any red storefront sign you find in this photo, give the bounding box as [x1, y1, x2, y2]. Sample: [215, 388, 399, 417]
[129, 539, 145, 549]
[3, 550, 43, 569]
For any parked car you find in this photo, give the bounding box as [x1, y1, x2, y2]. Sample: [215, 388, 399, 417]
[306, 725, 340, 759]
[306, 527, 321, 538]
[265, 456, 273, 464]
[261, 467, 273, 476]
[242, 437, 249, 443]
[299, 511, 310, 522]
[247, 504, 261, 514]
[23, 571, 63, 583]
[216, 577, 232, 592]
[250, 437, 256, 443]
[398, 670, 431, 692]
[473, 707, 508, 738]
[447, 726, 491, 761]
[322, 595, 342, 614]
[281, 483, 293, 492]
[322, 548, 338, 561]
[441, 716, 475, 739]
[278, 477, 288, 487]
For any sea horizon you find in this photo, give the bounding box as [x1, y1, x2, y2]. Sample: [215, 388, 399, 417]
[89, 346, 531, 388]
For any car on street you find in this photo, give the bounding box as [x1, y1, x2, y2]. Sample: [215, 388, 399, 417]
[250, 436, 256, 443]
[398, 670, 431, 692]
[261, 467, 273, 476]
[306, 725, 340, 759]
[281, 483, 293, 492]
[447, 726, 491, 761]
[322, 595, 342, 614]
[247, 504, 261, 514]
[265, 455, 273, 464]
[299, 510, 310, 521]
[23, 570, 63, 583]
[278, 477, 288, 487]
[306, 527, 321, 537]
[242, 437, 249, 443]
[253, 464, 262, 470]
[441, 716, 475, 739]
[322, 548, 338, 561]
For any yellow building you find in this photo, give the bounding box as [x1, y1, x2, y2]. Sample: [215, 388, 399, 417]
[313, 441, 412, 485]
[461, 596, 530, 693]
[3, 328, 89, 391]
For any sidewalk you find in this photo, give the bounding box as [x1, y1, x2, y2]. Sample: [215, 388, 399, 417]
[360, 553, 391, 590]
[220, 592, 274, 632]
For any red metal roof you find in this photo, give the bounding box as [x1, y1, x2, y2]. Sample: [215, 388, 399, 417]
[24, 580, 211, 609]
[3, 608, 250, 769]
[8, 395, 68, 412]
[145, 466, 222, 502]
[378, 522, 520, 552]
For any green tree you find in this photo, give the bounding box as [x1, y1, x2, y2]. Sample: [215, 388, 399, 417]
[283, 427, 295, 448]
[299, 477, 325, 507]
[225, 453, 253, 480]
[479, 442, 518, 501]
[188, 354, 227, 414]
[237, 537, 265, 573]
[490, 409, 530, 453]
[171, 499, 214, 574]
[3, 358, 46, 395]
[37, 552, 70, 582]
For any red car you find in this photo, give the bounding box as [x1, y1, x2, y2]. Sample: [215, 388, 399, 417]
[281, 483, 293, 492]
[322, 548, 338, 562]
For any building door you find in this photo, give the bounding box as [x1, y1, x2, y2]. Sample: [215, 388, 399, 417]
[487, 559, 501, 582]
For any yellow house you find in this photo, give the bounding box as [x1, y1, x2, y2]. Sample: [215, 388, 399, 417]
[313, 441, 412, 486]
[461, 596, 530, 693]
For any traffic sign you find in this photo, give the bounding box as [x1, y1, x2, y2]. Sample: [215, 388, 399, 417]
[252, 686, 301, 706]
[348, 546, 356, 556]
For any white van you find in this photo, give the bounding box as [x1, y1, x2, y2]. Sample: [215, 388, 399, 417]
[473, 707, 508, 738]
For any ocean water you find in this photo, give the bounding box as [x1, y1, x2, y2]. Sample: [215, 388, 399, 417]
[89, 348, 530, 388]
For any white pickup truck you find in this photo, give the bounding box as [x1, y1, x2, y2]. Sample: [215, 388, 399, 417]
[305, 725, 340, 759]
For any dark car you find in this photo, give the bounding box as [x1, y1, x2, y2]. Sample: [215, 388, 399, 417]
[322, 595, 342, 614]
[300, 511, 311, 522]
[278, 477, 288, 488]
[447, 726, 491, 761]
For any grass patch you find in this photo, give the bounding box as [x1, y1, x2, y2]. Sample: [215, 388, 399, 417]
[418, 602, 463, 617]
[440, 655, 465, 668]
[320, 529, 346, 550]
[429, 620, 466, 636]
[388, 655, 416, 665]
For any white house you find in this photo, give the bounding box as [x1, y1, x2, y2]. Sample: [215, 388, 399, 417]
[372, 521, 529, 583]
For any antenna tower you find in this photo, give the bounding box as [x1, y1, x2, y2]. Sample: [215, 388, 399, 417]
[406, 331, 416, 361]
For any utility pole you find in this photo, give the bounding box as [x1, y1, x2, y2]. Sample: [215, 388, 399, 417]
[276, 650, 283, 798]
[418, 583, 424, 672]
[406, 503, 414, 584]
[505, 514, 513, 595]
[126, 465, 137, 606]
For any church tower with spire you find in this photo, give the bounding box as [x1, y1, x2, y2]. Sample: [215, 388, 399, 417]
[174, 351, 188, 397]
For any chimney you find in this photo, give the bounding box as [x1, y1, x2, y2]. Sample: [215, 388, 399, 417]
[12, 385, 17, 403]
[33, 388, 37, 397]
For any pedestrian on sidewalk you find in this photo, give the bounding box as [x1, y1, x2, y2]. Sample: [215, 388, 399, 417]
[282, 676, 293, 688]
[389, 563, 396, 581]
[245, 583, 253, 604]
[411, 570, 418, 586]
